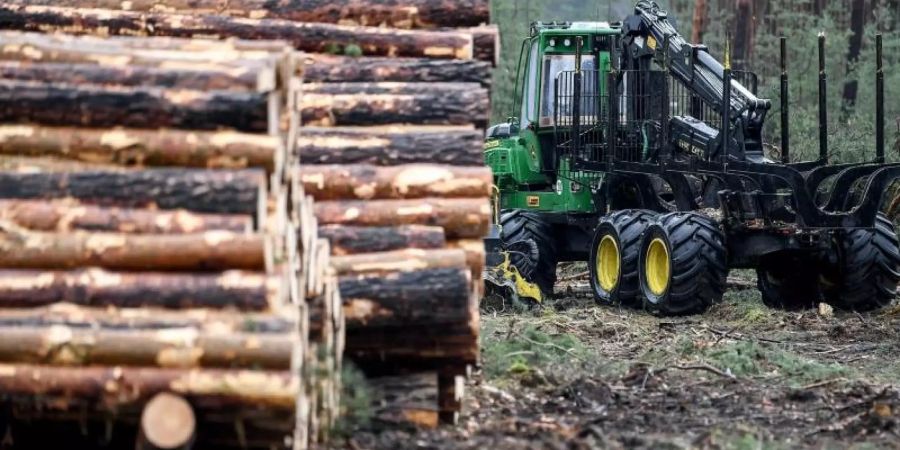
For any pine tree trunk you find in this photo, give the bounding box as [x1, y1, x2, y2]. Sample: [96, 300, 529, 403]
[297, 126, 484, 166]
[314, 198, 490, 239]
[300, 164, 492, 200]
[300, 55, 492, 86]
[318, 224, 446, 255]
[0, 125, 279, 170]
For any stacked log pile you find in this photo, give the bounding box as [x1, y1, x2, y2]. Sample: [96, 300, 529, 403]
[0, 31, 341, 449]
[0, 0, 497, 429]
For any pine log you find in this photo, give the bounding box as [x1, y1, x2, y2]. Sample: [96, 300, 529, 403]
[0, 200, 252, 234]
[0, 80, 271, 132]
[318, 224, 445, 255]
[300, 164, 492, 201]
[0, 304, 295, 334]
[301, 55, 491, 86]
[330, 248, 467, 276]
[345, 326, 478, 370]
[0, 0, 490, 29]
[0, 364, 299, 409]
[339, 268, 472, 329]
[300, 82, 488, 127]
[0, 5, 475, 60]
[0, 269, 276, 310]
[0, 324, 293, 369]
[469, 25, 500, 67]
[315, 198, 490, 239]
[0, 60, 274, 92]
[0, 34, 283, 77]
[447, 239, 486, 277]
[0, 229, 265, 271]
[0, 169, 266, 216]
[138, 393, 196, 450]
[0, 125, 279, 170]
[297, 126, 484, 166]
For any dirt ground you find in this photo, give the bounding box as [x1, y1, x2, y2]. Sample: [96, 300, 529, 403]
[336, 265, 900, 449]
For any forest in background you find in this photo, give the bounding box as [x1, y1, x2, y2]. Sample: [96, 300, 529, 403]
[490, 0, 900, 163]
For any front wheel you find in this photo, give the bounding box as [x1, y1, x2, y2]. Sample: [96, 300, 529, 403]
[589, 210, 658, 307]
[638, 212, 728, 316]
[498, 210, 558, 298]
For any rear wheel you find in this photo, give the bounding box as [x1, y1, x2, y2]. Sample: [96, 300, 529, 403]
[589, 210, 657, 307]
[820, 213, 900, 311]
[499, 210, 558, 298]
[756, 254, 821, 310]
[638, 212, 727, 316]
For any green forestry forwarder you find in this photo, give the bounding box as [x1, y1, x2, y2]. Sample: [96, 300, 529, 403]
[483, 1, 900, 315]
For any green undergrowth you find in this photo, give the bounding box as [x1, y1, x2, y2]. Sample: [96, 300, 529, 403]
[683, 340, 850, 386]
[481, 319, 590, 384]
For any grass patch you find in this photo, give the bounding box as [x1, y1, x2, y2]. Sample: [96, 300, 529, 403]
[481, 319, 589, 382]
[331, 364, 373, 437]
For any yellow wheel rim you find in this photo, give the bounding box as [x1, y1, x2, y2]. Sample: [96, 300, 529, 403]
[597, 235, 620, 292]
[645, 238, 670, 296]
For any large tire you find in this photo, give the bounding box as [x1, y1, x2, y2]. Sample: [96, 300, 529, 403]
[638, 212, 727, 316]
[499, 210, 558, 297]
[821, 213, 900, 311]
[756, 254, 821, 310]
[589, 210, 657, 307]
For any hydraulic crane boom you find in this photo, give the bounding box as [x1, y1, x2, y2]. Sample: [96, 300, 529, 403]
[621, 1, 771, 160]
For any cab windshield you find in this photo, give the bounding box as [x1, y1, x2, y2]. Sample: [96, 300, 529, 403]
[540, 54, 598, 127]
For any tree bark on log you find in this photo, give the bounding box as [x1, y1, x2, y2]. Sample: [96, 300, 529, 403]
[0, 324, 293, 369]
[345, 326, 478, 370]
[0, 80, 271, 132]
[0, 60, 274, 92]
[0, 168, 266, 216]
[0, 5, 476, 60]
[339, 268, 472, 329]
[297, 126, 484, 166]
[315, 198, 490, 239]
[0, 269, 277, 310]
[300, 82, 488, 127]
[138, 393, 196, 450]
[447, 239, 486, 277]
[300, 54, 492, 86]
[300, 164, 492, 201]
[0, 229, 265, 271]
[0, 0, 491, 29]
[0, 304, 295, 334]
[0, 364, 299, 409]
[330, 249, 467, 276]
[318, 224, 446, 255]
[0, 125, 279, 170]
[468, 25, 499, 67]
[0, 200, 253, 234]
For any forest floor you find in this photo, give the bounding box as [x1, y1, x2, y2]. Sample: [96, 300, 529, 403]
[336, 264, 900, 450]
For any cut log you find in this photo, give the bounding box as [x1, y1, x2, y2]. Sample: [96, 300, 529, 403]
[0, 363, 299, 409]
[0, 5, 476, 60]
[0, 269, 277, 310]
[345, 326, 478, 370]
[339, 268, 472, 329]
[447, 239, 486, 277]
[0, 30, 291, 55]
[300, 82, 488, 127]
[300, 164, 492, 200]
[469, 25, 500, 67]
[0, 168, 266, 216]
[0, 304, 296, 334]
[0, 0, 491, 29]
[0, 200, 253, 234]
[0, 79, 271, 132]
[0, 228, 265, 271]
[297, 126, 484, 166]
[301, 55, 492, 86]
[315, 198, 490, 239]
[318, 224, 445, 255]
[138, 393, 196, 450]
[0, 324, 293, 369]
[330, 248, 467, 276]
[0, 125, 279, 170]
[0, 60, 274, 92]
